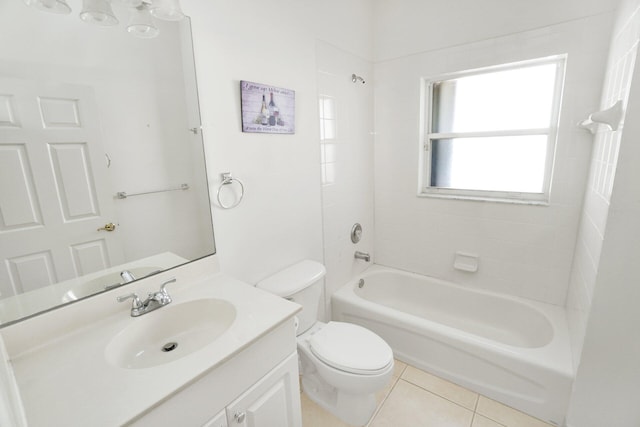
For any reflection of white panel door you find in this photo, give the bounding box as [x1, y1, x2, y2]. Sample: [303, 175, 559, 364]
[0, 78, 124, 298]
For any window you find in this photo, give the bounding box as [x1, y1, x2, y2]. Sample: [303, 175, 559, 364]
[420, 56, 566, 203]
[319, 95, 337, 185]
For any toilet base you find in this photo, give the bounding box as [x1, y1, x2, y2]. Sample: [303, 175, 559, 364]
[301, 373, 377, 426]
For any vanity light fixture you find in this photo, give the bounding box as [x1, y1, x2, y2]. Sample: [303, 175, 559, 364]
[23, 0, 186, 37]
[23, 0, 71, 14]
[149, 0, 184, 21]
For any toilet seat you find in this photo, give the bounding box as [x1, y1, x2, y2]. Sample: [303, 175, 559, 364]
[309, 321, 393, 375]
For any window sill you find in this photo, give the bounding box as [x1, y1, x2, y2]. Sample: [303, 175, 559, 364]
[417, 191, 550, 206]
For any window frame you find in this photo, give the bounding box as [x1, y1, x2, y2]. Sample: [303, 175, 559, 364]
[418, 55, 567, 204]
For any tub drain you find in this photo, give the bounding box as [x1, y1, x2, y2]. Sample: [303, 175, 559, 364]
[358, 279, 365, 288]
[161, 342, 178, 352]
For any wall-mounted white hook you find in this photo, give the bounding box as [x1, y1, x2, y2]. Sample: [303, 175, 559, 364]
[578, 100, 624, 134]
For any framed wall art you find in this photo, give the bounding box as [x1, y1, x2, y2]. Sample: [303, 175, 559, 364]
[240, 80, 295, 134]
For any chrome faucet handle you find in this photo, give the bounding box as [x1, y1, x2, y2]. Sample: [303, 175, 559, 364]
[150, 278, 176, 305]
[117, 292, 143, 309]
[159, 277, 176, 294]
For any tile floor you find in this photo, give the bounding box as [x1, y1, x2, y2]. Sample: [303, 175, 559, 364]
[301, 360, 556, 427]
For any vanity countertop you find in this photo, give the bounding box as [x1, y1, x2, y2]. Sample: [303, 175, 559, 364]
[2, 270, 300, 426]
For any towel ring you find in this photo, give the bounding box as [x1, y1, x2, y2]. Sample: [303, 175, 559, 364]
[216, 172, 245, 209]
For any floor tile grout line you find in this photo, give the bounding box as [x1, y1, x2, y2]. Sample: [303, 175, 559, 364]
[472, 412, 509, 427]
[397, 368, 546, 426]
[470, 412, 477, 427]
[399, 377, 478, 413]
[300, 358, 553, 427]
[366, 374, 402, 427]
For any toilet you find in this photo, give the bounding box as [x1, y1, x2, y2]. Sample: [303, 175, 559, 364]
[256, 260, 394, 426]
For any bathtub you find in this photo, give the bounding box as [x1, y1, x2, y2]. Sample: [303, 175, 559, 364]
[332, 265, 573, 426]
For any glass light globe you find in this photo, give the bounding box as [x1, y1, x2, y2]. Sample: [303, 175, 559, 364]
[149, 0, 184, 21]
[24, 0, 72, 14]
[79, 0, 119, 26]
[127, 6, 159, 39]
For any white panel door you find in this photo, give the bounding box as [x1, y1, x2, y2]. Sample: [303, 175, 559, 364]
[0, 77, 124, 298]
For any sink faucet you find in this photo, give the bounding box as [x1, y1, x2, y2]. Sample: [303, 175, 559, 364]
[103, 269, 138, 290]
[354, 251, 371, 262]
[120, 270, 136, 283]
[117, 278, 176, 317]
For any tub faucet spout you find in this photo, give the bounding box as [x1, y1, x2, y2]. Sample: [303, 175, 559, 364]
[354, 251, 370, 262]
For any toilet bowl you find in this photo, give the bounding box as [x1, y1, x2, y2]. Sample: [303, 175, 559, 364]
[297, 321, 394, 425]
[256, 260, 394, 426]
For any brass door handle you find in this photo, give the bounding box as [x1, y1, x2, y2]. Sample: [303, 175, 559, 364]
[97, 222, 116, 232]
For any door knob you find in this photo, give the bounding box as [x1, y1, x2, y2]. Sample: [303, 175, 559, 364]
[97, 222, 116, 232]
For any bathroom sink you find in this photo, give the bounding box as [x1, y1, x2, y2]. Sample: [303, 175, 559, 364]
[105, 298, 236, 369]
[62, 266, 162, 302]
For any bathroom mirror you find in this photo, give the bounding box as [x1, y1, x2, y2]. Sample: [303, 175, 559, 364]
[0, 1, 215, 326]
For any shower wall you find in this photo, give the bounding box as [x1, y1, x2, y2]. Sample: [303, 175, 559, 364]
[566, 0, 640, 370]
[372, 15, 613, 306]
[316, 41, 374, 318]
[566, 0, 640, 425]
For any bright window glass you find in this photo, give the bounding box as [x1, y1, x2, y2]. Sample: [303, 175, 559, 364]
[430, 136, 548, 193]
[319, 96, 336, 141]
[432, 63, 557, 133]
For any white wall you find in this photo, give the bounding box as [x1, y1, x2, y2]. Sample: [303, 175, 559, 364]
[183, 0, 373, 286]
[373, 14, 613, 306]
[567, 1, 640, 425]
[373, 0, 619, 62]
[316, 41, 374, 316]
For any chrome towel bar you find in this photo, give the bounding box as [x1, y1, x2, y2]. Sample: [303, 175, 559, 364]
[116, 183, 189, 199]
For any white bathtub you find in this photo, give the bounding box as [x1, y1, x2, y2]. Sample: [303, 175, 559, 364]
[332, 265, 573, 426]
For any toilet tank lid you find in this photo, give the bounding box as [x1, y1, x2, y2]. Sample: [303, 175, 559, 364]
[256, 260, 327, 297]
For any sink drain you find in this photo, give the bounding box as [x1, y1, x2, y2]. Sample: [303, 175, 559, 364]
[161, 342, 178, 352]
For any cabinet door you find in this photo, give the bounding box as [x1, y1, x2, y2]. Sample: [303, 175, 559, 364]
[226, 353, 301, 427]
[203, 409, 228, 427]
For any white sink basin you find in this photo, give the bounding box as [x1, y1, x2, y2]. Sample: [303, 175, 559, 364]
[105, 298, 236, 369]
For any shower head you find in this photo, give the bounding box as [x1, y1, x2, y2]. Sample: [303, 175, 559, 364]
[351, 73, 365, 84]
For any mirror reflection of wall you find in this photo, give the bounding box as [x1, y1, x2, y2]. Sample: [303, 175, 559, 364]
[0, 0, 214, 325]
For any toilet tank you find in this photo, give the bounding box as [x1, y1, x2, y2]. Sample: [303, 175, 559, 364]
[256, 260, 326, 335]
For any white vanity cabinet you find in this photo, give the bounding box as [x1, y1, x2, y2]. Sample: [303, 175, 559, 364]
[223, 352, 301, 427]
[128, 318, 302, 427]
[202, 353, 300, 427]
[203, 410, 228, 427]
